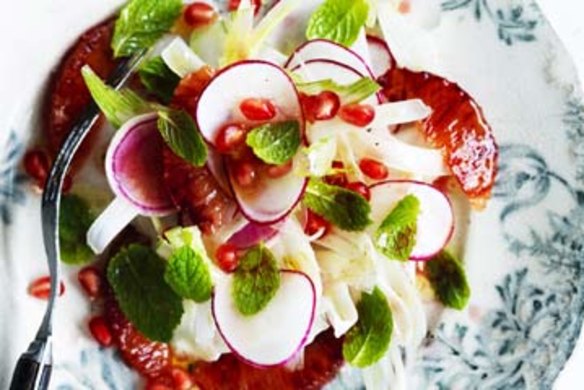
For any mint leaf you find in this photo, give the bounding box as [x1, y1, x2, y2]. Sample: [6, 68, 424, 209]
[343, 287, 393, 368]
[306, 0, 370, 47]
[246, 121, 301, 165]
[426, 251, 471, 310]
[59, 195, 95, 265]
[375, 195, 420, 261]
[303, 178, 372, 232]
[157, 108, 208, 167]
[82, 66, 151, 128]
[112, 0, 183, 58]
[232, 244, 281, 316]
[297, 78, 380, 104]
[139, 56, 181, 104]
[107, 244, 184, 342]
[164, 246, 213, 303]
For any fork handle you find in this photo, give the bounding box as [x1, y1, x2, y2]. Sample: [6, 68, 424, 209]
[9, 355, 51, 390]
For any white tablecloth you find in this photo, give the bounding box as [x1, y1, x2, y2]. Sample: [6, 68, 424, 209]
[539, 1, 584, 389]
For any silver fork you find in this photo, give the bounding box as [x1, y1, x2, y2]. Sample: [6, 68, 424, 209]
[9, 50, 146, 390]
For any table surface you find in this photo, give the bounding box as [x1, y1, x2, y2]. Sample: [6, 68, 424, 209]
[538, 2, 584, 389]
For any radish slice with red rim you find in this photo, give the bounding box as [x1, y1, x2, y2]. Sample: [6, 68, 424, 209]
[196, 60, 305, 145]
[369, 180, 454, 260]
[212, 270, 316, 367]
[290, 59, 379, 105]
[226, 152, 308, 224]
[367, 35, 395, 79]
[285, 39, 374, 78]
[87, 114, 175, 254]
[227, 220, 284, 249]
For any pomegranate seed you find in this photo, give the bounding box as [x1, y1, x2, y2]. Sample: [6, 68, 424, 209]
[339, 104, 376, 127]
[345, 181, 371, 201]
[266, 160, 293, 178]
[215, 243, 240, 273]
[228, 0, 261, 15]
[23, 149, 50, 190]
[359, 158, 389, 180]
[325, 161, 348, 187]
[88, 316, 113, 347]
[301, 91, 340, 122]
[184, 2, 218, 28]
[215, 123, 248, 154]
[28, 276, 65, 300]
[78, 266, 102, 299]
[304, 210, 331, 238]
[171, 367, 194, 390]
[232, 161, 258, 188]
[240, 98, 277, 121]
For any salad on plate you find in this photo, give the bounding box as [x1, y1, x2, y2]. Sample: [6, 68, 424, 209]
[23, 0, 498, 388]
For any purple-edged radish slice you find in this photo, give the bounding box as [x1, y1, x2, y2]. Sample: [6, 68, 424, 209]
[285, 39, 373, 78]
[87, 114, 175, 254]
[226, 152, 308, 224]
[196, 60, 305, 145]
[212, 270, 316, 367]
[227, 220, 283, 249]
[369, 180, 454, 260]
[367, 35, 395, 78]
[290, 59, 379, 105]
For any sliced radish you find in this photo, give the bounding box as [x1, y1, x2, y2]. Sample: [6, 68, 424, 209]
[206, 148, 231, 194]
[226, 152, 307, 224]
[367, 35, 395, 78]
[285, 39, 373, 78]
[290, 59, 379, 105]
[196, 60, 304, 145]
[87, 114, 175, 254]
[212, 270, 316, 367]
[369, 180, 454, 260]
[227, 220, 283, 249]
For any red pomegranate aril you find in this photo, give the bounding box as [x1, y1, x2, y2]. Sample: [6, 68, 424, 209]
[304, 210, 331, 238]
[23, 149, 50, 183]
[345, 181, 371, 201]
[339, 104, 376, 127]
[302, 91, 340, 122]
[28, 276, 65, 300]
[184, 2, 218, 28]
[228, 0, 261, 15]
[266, 160, 293, 178]
[240, 98, 277, 121]
[233, 161, 258, 188]
[215, 123, 248, 154]
[325, 161, 348, 187]
[215, 243, 240, 273]
[359, 158, 389, 180]
[78, 266, 102, 299]
[89, 316, 113, 347]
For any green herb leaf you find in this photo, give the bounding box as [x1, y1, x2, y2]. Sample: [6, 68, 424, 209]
[375, 195, 420, 261]
[303, 178, 372, 232]
[306, 0, 370, 47]
[232, 244, 281, 316]
[59, 195, 95, 265]
[139, 56, 181, 104]
[82, 66, 151, 128]
[343, 287, 393, 368]
[157, 108, 208, 167]
[112, 0, 183, 58]
[107, 244, 184, 342]
[246, 120, 301, 165]
[297, 78, 380, 104]
[425, 251, 471, 310]
[164, 246, 213, 303]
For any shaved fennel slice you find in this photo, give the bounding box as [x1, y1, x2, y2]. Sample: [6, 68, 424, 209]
[162, 37, 206, 77]
[87, 197, 138, 254]
[370, 99, 431, 129]
[321, 283, 358, 338]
